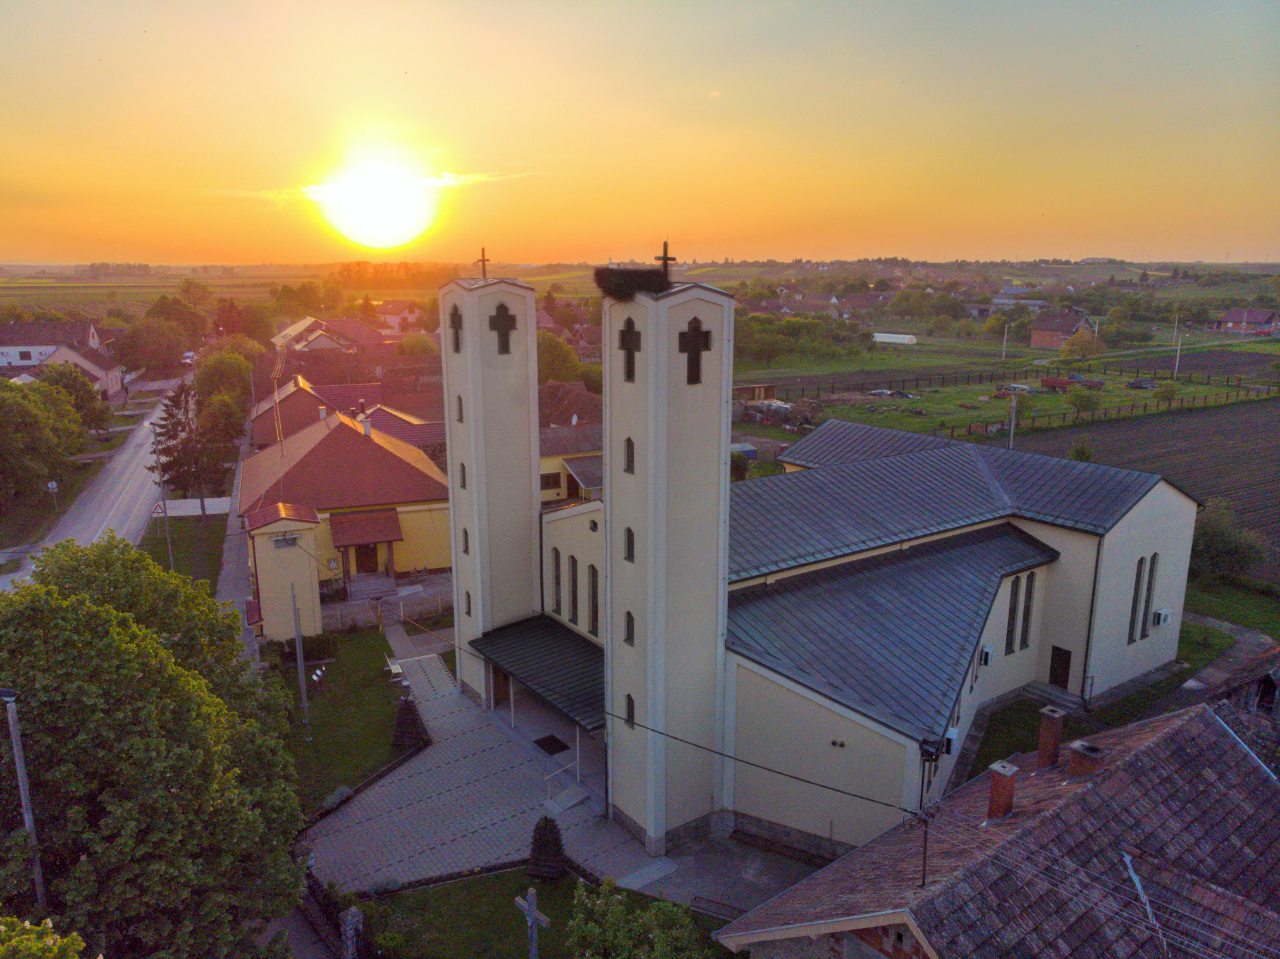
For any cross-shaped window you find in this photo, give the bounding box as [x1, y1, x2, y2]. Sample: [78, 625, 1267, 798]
[449, 305, 463, 354]
[678, 317, 711, 385]
[618, 318, 641, 383]
[489, 303, 516, 355]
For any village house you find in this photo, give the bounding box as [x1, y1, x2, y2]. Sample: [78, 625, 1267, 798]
[1028, 310, 1097, 349]
[716, 702, 1280, 958]
[0, 319, 123, 396]
[238, 412, 450, 641]
[372, 299, 426, 334]
[1207, 306, 1278, 336]
[439, 268, 1198, 862]
[247, 375, 390, 448]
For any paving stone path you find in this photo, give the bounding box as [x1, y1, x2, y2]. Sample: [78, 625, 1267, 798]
[303, 654, 656, 894]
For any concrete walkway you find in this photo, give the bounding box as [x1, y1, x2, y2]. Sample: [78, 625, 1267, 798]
[1154, 613, 1278, 712]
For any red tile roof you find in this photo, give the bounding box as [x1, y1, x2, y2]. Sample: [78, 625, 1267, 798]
[538, 380, 602, 428]
[358, 405, 445, 448]
[238, 413, 448, 516]
[329, 509, 404, 548]
[1030, 311, 1093, 335]
[0, 319, 96, 347]
[244, 502, 320, 531]
[718, 704, 1280, 958]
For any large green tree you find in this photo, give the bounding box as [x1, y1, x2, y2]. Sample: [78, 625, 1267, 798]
[0, 381, 82, 506]
[38, 365, 109, 431]
[149, 382, 227, 516]
[537, 330, 582, 385]
[0, 585, 300, 959]
[0, 917, 91, 959]
[194, 350, 251, 409]
[114, 317, 186, 371]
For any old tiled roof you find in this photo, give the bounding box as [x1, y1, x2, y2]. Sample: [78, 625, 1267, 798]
[728, 524, 1058, 743]
[238, 413, 448, 515]
[310, 381, 386, 414]
[325, 317, 387, 346]
[718, 705, 1280, 958]
[564, 454, 604, 491]
[329, 509, 403, 548]
[1217, 307, 1278, 327]
[244, 502, 320, 531]
[732, 423, 1163, 581]
[0, 319, 95, 347]
[1030, 311, 1093, 334]
[540, 423, 603, 458]
[270, 316, 324, 348]
[358, 405, 445, 448]
[375, 299, 418, 314]
[538, 380, 602, 428]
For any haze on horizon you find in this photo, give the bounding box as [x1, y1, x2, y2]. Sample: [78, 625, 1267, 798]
[1, 0, 1277, 266]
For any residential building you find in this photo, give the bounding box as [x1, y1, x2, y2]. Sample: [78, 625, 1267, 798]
[717, 702, 1280, 958]
[0, 319, 123, 395]
[373, 299, 426, 334]
[439, 268, 1198, 861]
[1029, 310, 1097, 349]
[1207, 307, 1278, 335]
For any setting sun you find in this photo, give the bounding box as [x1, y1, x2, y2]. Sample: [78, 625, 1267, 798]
[305, 153, 440, 249]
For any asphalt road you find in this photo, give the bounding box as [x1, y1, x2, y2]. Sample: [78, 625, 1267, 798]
[0, 380, 179, 590]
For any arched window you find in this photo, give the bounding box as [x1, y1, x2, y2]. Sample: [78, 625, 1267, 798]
[1004, 576, 1021, 655]
[1019, 571, 1035, 650]
[625, 694, 635, 727]
[569, 555, 579, 623]
[588, 564, 599, 636]
[624, 437, 635, 474]
[1128, 557, 1146, 645]
[1141, 553, 1159, 638]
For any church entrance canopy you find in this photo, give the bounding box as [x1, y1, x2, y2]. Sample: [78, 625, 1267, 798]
[472, 615, 605, 731]
[330, 508, 404, 548]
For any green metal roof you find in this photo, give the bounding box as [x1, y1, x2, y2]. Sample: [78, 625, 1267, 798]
[471, 616, 605, 731]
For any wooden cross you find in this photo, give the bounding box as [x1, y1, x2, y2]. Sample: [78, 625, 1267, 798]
[489, 303, 517, 355]
[678, 317, 711, 385]
[476, 246, 491, 280]
[449, 304, 463, 354]
[515, 887, 550, 959]
[618, 317, 641, 383]
[654, 240, 676, 280]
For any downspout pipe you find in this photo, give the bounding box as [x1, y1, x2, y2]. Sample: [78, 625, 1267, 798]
[1080, 537, 1104, 708]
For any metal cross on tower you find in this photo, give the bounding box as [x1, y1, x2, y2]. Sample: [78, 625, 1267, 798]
[476, 246, 491, 280]
[678, 317, 711, 385]
[515, 887, 550, 959]
[654, 240, 676, 280]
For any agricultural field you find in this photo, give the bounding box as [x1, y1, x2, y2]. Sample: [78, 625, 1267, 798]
[1122, 343, 1280, 379]
[1011, 400, 1280, 581]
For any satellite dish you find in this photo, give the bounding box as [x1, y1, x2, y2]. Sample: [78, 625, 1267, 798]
[571, 414, 579, 427]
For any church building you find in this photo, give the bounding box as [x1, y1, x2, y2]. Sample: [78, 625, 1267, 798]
[438, 261, 1198, 860]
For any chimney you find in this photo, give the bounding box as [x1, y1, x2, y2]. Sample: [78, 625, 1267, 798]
[1037, 705, 1067, 769]
[359, 398, 366, 414]
[1066, 740, 1104, 778]
[318, 407, 327, 420]
[362, 418, 372, 437]
[987, 761, 1018, 820]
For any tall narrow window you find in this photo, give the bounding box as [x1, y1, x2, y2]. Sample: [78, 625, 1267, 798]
[624, 437, 635, 474]
[1019, 571, 1035, 650]
[1128, 557, 1146, 645]
[459, 462, 466, 490]
[1141, 553, 1159, 638]
[624, 611, 635, 646]
[551, 548, 562, 614]
[625, 694, 635, 727]
[624, 527, 635, 563]
[569, 555, 579, 624]
[464, 590, 472, 616]
[456, 395, 463, 423]
[588, 564, 599, 636]
[462, 528, 469, 555]
[1005, 576, 1020, 655]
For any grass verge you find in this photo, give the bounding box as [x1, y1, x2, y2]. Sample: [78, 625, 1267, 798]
[284, 629, 407, 813]
[0, 559, 20, 576]
[0, 459, 105, 550]
[1184, 578, 1280, 638]
[972, 621, 1234, 770]
[361, 869, 726, 959]
[138, 515, 227, 584]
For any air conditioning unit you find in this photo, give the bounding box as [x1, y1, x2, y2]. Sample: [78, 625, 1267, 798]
[1152, 608, 1173, 627]
[271, 535, 299, 549]
[979, 645, 993, 667]
[944, 728, 959, 755]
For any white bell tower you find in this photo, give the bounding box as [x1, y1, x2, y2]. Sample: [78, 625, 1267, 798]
[603, 269, 735, 854]
[439, 277, 541, 703]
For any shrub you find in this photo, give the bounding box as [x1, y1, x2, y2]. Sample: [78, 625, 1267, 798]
[1191, 498, 1266, 580]
[528, 816, 567, 881]
[1066, 387, 1100, 414]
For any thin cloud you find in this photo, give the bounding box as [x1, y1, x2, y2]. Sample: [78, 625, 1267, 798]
[218, 170, 533, 205]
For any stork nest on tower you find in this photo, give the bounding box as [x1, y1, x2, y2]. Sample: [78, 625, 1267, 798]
[593, 267, 671, 301]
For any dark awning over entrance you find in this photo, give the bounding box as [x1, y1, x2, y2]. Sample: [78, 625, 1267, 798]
[472, 615, 605, 731]
[330, 509, 404, 548]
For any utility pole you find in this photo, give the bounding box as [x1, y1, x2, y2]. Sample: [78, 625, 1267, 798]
[1007, 393, 1018, 450]
[1001, 321, 1009, 362]
[148, 422, 175, 570]
[1, 690, 47, 913]
[292, 584, 311, 741]
[1173, 335, 1183, 381]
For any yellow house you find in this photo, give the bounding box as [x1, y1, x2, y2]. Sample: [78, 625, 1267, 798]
[238, 411, 451, 641]
[538, 424, 604, 502]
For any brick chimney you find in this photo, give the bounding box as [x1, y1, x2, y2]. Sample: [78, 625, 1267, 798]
[987, 760, 1018, 820]
[1066, 740, 1104, 778]
[362, 418, 372, 437]
[1037, 705, 1067, 769]
[318, 407, 328, 421]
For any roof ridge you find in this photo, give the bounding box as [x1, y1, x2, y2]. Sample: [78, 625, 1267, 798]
[966, 443, 1013, 510]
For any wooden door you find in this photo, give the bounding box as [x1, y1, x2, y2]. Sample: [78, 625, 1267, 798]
[1049, 646, 1072, 690]
[355, 544, 379, 574]
[492, 667, 510, 707]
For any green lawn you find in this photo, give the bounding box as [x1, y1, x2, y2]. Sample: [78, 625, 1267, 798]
[0, 459, 105, 550]
[285, 629, 408, 813]
[404, 611, 454, 636]
[972, 621, 1234, 770]
[138, 515, 226, 583]
[0, 559, 20, 576]
[361, 869, 726, 959]
[1184, 579, 1280, 637]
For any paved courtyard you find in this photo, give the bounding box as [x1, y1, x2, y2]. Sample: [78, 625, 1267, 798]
[302, 652, 813, 913]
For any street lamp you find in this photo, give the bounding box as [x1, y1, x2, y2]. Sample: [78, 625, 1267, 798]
[0, 689, 48, 912]
[46, 480, 58, 513]
[146, 421, 175, 570]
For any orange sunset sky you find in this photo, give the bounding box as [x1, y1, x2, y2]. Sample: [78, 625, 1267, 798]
[1, 1, 1277, 265]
